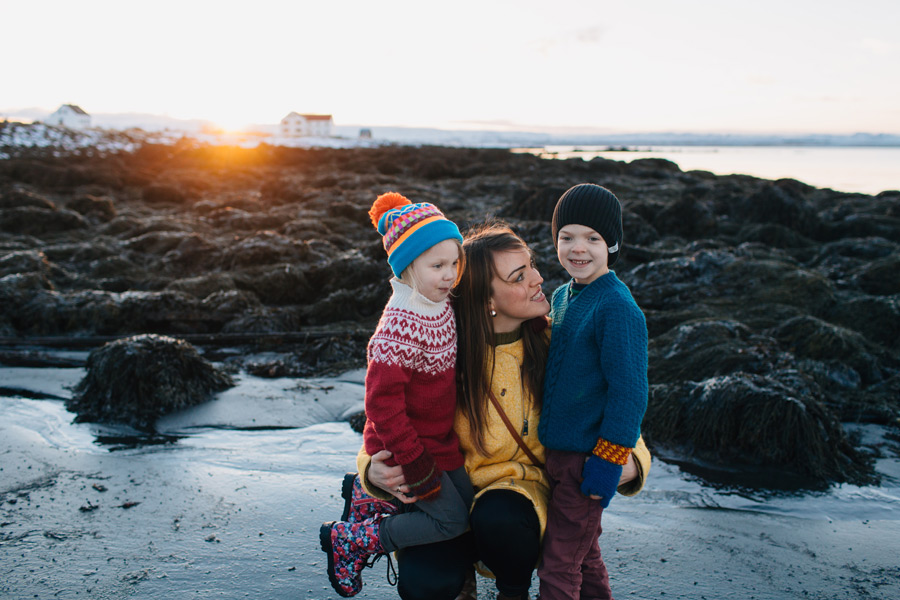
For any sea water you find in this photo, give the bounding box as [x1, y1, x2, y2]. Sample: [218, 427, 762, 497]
[2, 365, 897, 522]
[513, 145, 900, 196]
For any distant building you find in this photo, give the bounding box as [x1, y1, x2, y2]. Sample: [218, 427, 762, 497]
[46, 104, 91, 129]
[279, 112, 334, 138]
[359, 128, 372, 139]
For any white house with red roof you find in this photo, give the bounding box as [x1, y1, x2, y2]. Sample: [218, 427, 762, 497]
[279, 112, 334, 137]
[46, 104, 92, 129]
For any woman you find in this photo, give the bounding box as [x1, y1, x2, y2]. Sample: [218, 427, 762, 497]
[358, 222, 651, 600]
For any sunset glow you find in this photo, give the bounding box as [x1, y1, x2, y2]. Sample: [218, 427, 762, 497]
[2, 0, 899, 134]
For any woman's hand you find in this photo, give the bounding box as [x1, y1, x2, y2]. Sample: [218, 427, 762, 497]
[619, 452, 638, 486]
[369, 450, 418, 504]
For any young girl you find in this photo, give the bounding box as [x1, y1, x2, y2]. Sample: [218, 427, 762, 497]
[320, 192, 474, 598]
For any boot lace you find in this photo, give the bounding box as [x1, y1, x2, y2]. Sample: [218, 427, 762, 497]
[364, 552, 397, 587]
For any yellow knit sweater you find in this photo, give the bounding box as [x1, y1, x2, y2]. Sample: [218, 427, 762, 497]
[454, 335, 552, 537]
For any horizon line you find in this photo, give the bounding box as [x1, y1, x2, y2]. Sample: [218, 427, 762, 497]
[2, 107, 900, 139]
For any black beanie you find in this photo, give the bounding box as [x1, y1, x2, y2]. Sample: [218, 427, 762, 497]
[551, 184, 623, 267]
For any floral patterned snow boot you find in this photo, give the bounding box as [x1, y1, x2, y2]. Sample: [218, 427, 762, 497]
[340, 472, 399, 524]
[320, 514, 388, 597]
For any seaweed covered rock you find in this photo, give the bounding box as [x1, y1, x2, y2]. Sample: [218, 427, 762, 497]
[1, 143, 897, 490]
[0, 186, 56, 210]
[648, 319, 789, 383]
[645, 371, 875, 488]
[66, 194, 116, 221]
[0, 206, 87, 235]
[67, 334, 234, 429]
[6, 288, 216, 336]
[771, 315, 890, 385]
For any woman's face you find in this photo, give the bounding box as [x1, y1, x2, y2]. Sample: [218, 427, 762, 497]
[489, 248, 549, 333]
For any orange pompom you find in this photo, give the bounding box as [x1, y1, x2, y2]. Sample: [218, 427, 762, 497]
[369, 192, 411, 229]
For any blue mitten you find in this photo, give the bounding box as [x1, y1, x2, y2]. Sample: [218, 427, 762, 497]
[580, 455, 623, 508]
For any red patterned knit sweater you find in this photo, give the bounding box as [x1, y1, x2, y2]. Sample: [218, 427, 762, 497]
[363, 278, 464, 473]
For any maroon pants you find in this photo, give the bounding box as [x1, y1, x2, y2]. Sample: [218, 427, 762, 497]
[538, 449, 612, 600]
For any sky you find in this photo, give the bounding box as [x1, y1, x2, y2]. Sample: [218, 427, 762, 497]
[2, 0, 899, 134]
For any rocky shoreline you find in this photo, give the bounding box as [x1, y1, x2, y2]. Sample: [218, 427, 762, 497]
[1, 142, 898, 488]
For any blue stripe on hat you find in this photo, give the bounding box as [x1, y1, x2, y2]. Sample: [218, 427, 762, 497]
[386, 219, 463, 277]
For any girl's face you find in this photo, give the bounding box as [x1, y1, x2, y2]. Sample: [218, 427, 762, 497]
[489, 248, 549, 333]
[407, 239, 462, 303]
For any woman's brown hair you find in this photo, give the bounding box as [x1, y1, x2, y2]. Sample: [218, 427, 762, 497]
[453, 221, 550, 457]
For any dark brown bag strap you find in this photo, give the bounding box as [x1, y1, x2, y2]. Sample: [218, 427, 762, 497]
[487, 390, 544, 469]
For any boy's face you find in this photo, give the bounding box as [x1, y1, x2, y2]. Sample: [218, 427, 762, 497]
[556, 224, 610, 285]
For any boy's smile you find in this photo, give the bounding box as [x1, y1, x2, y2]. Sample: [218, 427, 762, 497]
[557, 224, 610, 285]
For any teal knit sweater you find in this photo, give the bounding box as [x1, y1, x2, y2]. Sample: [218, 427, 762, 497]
[539, 271, 648, 452]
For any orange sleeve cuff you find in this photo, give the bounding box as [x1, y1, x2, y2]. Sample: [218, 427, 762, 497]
[592, 438, 632, 466]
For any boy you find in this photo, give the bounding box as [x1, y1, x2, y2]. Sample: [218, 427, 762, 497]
[537, 183, 649, 600]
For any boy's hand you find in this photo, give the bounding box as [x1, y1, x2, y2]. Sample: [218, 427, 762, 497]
[581, 455, 622, 508]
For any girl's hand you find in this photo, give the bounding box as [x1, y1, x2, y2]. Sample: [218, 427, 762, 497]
[369, 449, 418, 504]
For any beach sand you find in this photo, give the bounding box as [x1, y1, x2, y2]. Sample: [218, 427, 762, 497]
[2, 365, 899, 600]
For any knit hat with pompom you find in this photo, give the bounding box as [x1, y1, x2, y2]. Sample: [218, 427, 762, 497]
[369, 192, 463, 277]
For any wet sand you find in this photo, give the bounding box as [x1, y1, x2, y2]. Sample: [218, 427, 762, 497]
[2, 365, 899, 600]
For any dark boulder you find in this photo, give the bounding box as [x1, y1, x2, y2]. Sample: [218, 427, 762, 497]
[67, 334, 234, 430]
[220, 306, 302, 334]
[627, 250, 737, 311]
[205, 206, 287, 232]
[851, 255, 900, 295]
[167, 273, 238, 298]
[825, 293, 900, 351]
[630, 245, 837, 322]
[621, 211, 660, 247]
[0, 187, 56, 210]
[0, 272, 54, 308]
[628, 157, 682, 176]
[650, 191, 717, 241]
[67, 194, 116, 222]
[0, 206, 87, 236]
[770, 315, 891, 386]
[233, 264, 313, 306]
[302, 283, 389, 325]
[123, 230, 196, 255]
[737, 223, 815, 248]
[735, 181, 821, 238]
[645, 370, 875, 487]
[8, 288, 212, 336]
[500, 186, 567, 222]
[143, 184, 187, 205]
[0, 249, 53, 279]
[160, 233, 221, 275]
[221, 231, 311, 269]
[648, 319, 788, 384]
[201, 289, 261, 314]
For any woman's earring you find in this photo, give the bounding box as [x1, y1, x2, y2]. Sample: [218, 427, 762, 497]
[490, 308, 497, 317]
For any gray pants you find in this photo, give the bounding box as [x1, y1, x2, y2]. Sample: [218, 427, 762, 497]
[379, 466, 474, 553]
